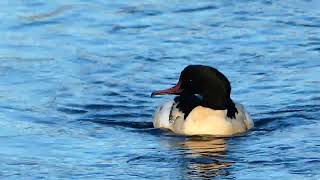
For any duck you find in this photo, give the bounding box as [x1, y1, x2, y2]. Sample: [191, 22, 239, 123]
[151, 65, 254, 136]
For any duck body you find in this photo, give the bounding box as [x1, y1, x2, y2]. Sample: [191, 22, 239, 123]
[153, 100, 254, 136]
[151, 65, 254, 136]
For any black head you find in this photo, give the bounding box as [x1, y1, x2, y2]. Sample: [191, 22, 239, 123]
[151, 65, 238, 118]
[152, 65, 231, 107]
[178, 65, 231, 102]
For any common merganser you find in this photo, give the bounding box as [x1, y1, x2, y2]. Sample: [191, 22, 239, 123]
[151, 65, 254, 136]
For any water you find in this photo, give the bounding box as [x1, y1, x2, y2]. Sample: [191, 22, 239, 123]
[0, 1, 319, 179]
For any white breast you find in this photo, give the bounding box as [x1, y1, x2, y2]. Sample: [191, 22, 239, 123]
[153, 101, 254, 136]
[153, 101, 175, 128]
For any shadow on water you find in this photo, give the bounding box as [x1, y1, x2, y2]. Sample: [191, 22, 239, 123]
[67, 101, 319, 179]
[252, 103, 320, 134]
[72, 101, 320, 135]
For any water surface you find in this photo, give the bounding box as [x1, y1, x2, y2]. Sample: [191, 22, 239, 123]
[0, 1, 320, 179]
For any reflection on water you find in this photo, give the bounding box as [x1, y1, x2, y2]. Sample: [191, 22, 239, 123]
[181, 137, 227, 157]
[179, 138, 233, 178]
[178, 137, 233, 179]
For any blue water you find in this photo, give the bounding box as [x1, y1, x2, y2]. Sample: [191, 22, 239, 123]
[1, 1, 320, 179]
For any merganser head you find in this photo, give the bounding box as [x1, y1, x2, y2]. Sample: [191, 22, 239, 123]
[151, 65, 233, 110]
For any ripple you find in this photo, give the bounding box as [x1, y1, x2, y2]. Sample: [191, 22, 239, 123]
[117, 6, 163, 16]
[24, 5, 74, 21]
[57, 107, 88, 114]
[79, 118, 154, 129]
[275, 20, 320, 28]
[173, 5, 218, 13]
[10, 20, 60, 30]
[110, 24, 151, 33]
